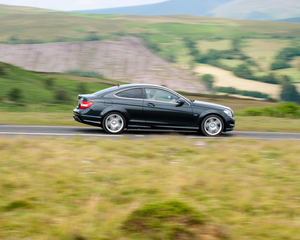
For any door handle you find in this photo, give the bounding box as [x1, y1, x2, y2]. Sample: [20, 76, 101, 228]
[147, 102, 155, 107]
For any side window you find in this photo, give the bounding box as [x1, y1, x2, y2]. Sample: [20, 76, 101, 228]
[145, 88, 180, 103]
[115, 88, 144, 99]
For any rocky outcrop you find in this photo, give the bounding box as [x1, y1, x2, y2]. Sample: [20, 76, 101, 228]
[0, 37, 206, 93]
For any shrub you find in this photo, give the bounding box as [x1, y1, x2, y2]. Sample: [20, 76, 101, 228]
[238, 103, 300, 118]
[217, 87, 238, 94]
[8, 88, 22, 102]
[66, 70, 104, 79]
[54, 88, 71, 104]
[123, 200, 228, 240]
[3, 200, 32, 211]
[217, 87, 269, 99]
[85, 34, 102, 41]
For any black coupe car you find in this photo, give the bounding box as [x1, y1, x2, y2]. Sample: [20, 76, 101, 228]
[73, 84, 235, 136]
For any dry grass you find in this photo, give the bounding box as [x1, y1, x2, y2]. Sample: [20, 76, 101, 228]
[273, 68, 300, 83]
[234, 116, 300, 132]
[0, 112, 83, 126]
[1, 137, 300, 240]
[194, 64, 281, 98]
[242, 39, 291, 71]
[197, 40, 232, 53]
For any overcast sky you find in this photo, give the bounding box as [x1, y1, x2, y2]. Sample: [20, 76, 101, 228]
[0, 0, 166, 11]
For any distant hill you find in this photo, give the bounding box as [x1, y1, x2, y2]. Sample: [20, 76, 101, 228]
[75, 0, 300, 21]
[0, 3, 58, 13]
[74, 0, 232, 16]
[208, 0, 300, 20]
[277, 17, 300, 23]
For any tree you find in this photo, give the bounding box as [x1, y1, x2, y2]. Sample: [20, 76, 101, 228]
[201, 74, 214, 91]
[270, 60, 291, 70]
[233, 64, 254, 80]
[280, 76, 300, 104]
[0, 65, 5, 76]
[259, 73, 279, 84]
[78, 82, 88, 94]
[8, 88, 22, 102]
[231, 38, 242, 52]
[54, 88, 71, 104]
[45, 78, 54, 89]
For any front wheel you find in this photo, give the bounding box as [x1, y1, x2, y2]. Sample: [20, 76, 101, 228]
[102, 112, 126, 134]
[200, 115, 224, 137]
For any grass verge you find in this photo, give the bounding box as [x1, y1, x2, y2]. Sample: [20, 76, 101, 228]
[1, 137, 300, 240]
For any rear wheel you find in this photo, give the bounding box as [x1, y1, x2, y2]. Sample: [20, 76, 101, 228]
[102, 112, 126, 134]
[200, 115, 224, 137]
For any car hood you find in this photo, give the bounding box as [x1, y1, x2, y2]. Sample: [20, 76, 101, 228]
[192, 100, 231, 110]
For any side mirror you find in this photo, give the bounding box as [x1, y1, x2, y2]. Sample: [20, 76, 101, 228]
[176, 98, 185, 107]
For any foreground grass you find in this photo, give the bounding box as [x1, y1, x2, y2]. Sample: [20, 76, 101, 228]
[1, 137, 300, 240]
[0, 112, 82, 127]
[1, 112, 300, 133]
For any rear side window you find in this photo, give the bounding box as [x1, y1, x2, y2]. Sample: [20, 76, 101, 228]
[115, 88, 144, 99]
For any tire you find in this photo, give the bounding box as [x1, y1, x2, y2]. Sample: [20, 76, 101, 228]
[200, 114, 224, 137]
[102, 112, 126, 134]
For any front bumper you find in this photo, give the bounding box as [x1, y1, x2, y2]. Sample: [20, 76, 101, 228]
[225, 119, 235, 132]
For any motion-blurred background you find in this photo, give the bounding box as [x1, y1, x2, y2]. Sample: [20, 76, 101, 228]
[1, 0, 300, 127]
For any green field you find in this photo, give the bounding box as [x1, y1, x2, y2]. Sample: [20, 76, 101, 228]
[1, 137, 300, 240]
[0, 62, 113, 109]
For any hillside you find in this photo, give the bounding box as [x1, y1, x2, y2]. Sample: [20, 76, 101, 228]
[1, 4, 300, 43]
[277, 17, 300, 23]
[0, 3, 58, 13]
[0, 62, 113, 110]
[0, 37, 206, 93]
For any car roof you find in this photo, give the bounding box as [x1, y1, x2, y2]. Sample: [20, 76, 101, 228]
[118, 84, 170, 90]
[93, 84, 171, 96]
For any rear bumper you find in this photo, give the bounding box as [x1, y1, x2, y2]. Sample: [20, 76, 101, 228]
[73, 108, 101, 127]
[73, 114, 82, 123]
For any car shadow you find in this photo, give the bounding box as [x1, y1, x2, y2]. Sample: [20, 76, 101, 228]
[75, 127, 232, 138]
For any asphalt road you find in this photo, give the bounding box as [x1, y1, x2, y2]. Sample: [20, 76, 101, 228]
[0, 125, 300, 140]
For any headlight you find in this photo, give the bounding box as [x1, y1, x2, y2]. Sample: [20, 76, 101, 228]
[224, 109, 233, 117]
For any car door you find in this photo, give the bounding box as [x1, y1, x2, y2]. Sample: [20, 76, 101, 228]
[143, 88, 193, 126]
[113, 87, 145, 125]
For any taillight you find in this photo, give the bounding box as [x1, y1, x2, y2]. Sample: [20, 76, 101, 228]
[79, 101, 93, 110]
